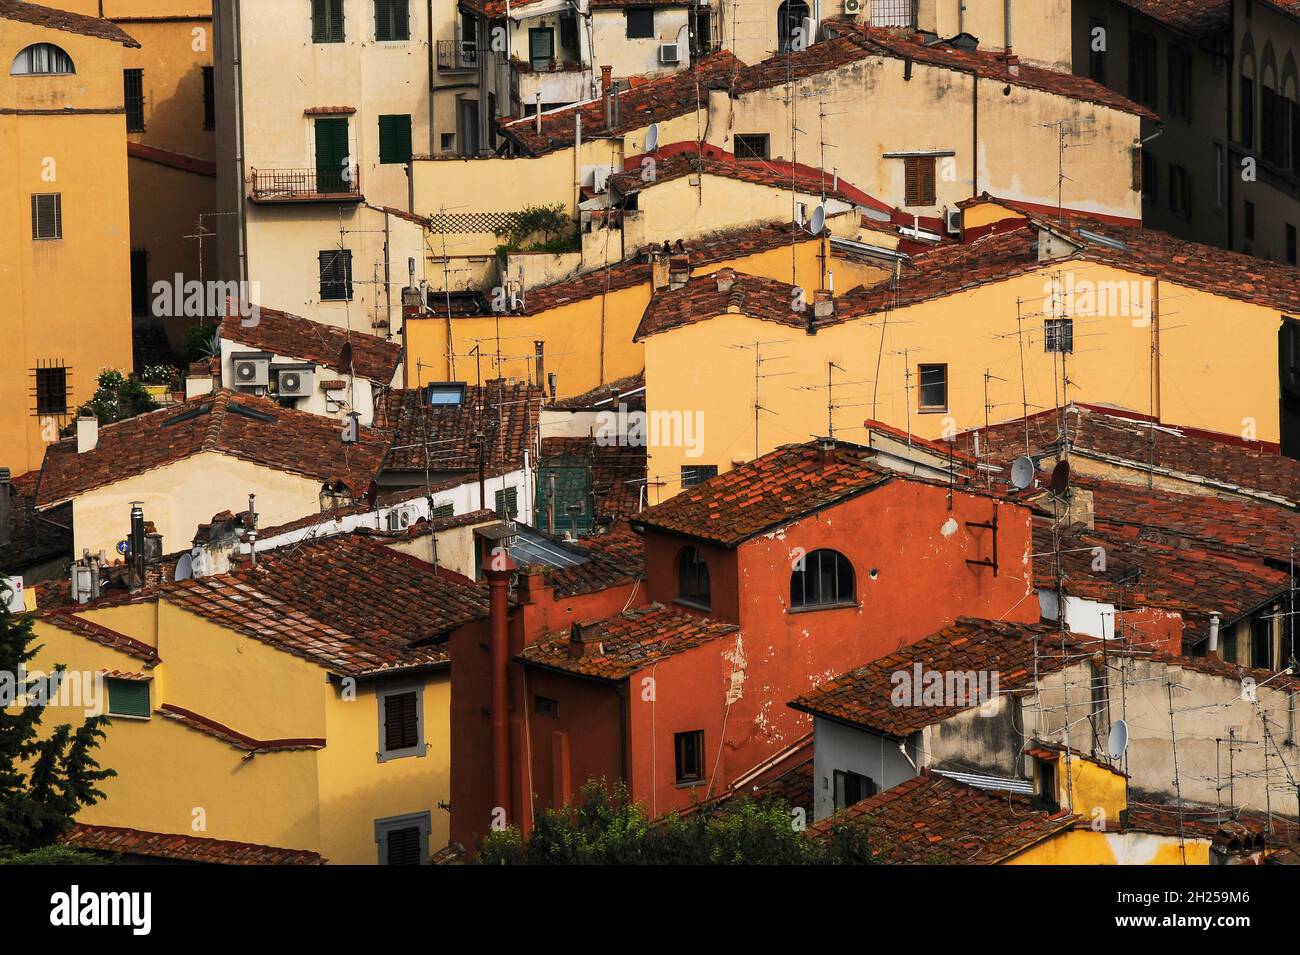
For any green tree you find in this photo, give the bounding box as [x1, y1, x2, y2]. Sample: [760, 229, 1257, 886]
[476, 778, 875, 865]
[0, 581, 115, 853]
[71, 368, 157, 427]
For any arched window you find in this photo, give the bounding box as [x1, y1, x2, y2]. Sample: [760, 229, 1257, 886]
[790, 549, 854, 609]
[677, 546, 710, 608]
[11, 43, 75, 76]
[777, 0, 810, 54]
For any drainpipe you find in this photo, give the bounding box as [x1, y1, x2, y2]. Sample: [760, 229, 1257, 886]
[427, 0, 436, 155]
[487, 552, 517, 824]
[1003, 0, 1012, 54]
[233, 0, 249, 285]
[971, 74, 979, 196]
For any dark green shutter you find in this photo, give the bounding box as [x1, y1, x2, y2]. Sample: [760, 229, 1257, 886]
[315, 117, 349, 190]
[107, 678, 151, 718]
[494, 487, 518, 518]
[378, 114, 412, 164]
[312, 0, 327, 41]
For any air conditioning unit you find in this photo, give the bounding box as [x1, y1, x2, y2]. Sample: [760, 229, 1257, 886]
[592, 167, 610, 193]
[386, 505, 417, 532]
[230, 352, 270, 388]
[276, 365, 315, 398]
[944, 208, 963, 236]
[658, 42, 680, 65]
[844, 0, 863, 13]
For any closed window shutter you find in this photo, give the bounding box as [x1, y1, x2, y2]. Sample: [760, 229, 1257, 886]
[904, 157, 919, 205]
[386, 826, 421, 864]
[384, 691, 419, 750]
[378, 115, 412, 164]
[107, 678, 150, 717]
[31, 194, 62, 239]
[494, 486, 518, 518]
[331, 0, 345, 41]
[375, 0, 389, 39]
[312, 0, 326, 40]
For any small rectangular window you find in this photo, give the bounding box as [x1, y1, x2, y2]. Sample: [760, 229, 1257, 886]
[319, 249, 353, 301]
[1167, 46, 1192, 121]
[1222, 624, 1238, 664]
[833, 769, 876, 810]
[378, 114, 413, 164]
[674, 730, 704, 784]
[106, 678, 150, 718]
[1044, 318, 1073, 353]
[1128, 31, 1157, 107]
[680, 465, 717, 488]
[734, 134, 769, 159]
[31, 193, 62, 240]
[35, 366, 68, 416]
[375, 811, 431, 864]
[626, 7, 655, 39]
[374, 0, 409, 41]
[202, 66, 215, 130]
[378, 686, 423, 760]
[1250, 616, 1273, 669]
[917, 363, 947, 411]
[124, 68, 145, 132]
[1035, 758, 1059, 811]
[312, 0, 346, 43]
[529, 27, 554, 70]
[1240, 76, 1255, 148]
[1169, 164, 1192, 220]
[903, 155, 936, 206]
[535, 695, 559, 717]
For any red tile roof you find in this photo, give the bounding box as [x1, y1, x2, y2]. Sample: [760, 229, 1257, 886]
[548, 371, 645, 411]
[517, 602, 738, 680]
[962, 405, 1300, 505]
[62, 824, 323, 865]
[0, 0, 140, 47]
[221, 307, 401, 384]
[157, 704, 326, 752]
[39, 612, 160, 666]
[377, 380, 541, 474]
[632, 441, 892, 546]
[789, 616, 1086, 736]
[540, 436, 646, 523]
[0, 471, 70, 575]
[635, 270, 823, 339]
[1112, 0, 1231, 37]
[35, 390, 390, 507]
[161, 534, 488, 677]
[541, 525, 644, 597]
[126, 142, 215, 177]
[806, 772, 1077, 864]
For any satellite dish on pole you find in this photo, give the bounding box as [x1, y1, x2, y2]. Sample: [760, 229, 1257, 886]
[1009, 455, 1036, 490]
[808, 204, 826, 235]
[1048, 459, 1071, 495]
[644, 123, 660, 154]
[1107, 719, 1129, 762]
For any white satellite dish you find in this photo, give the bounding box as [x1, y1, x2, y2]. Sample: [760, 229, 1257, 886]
[1107, 719, 1129, 762]
[1009, 454, 1036, 490]
[808, 204, 826, 235]
[644, 122, 660, 153]
[174, 553, 193, 581]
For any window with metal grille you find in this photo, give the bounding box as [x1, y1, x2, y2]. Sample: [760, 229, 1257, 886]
[374, 0, 409, 40]
[379, 687, 422, 760]
[680, 465, 716, 488]
[312, 0, 345, 42]
[35, 366, 67, 416]
[903, 156, 936, 206]
[130, 248, 149, 316]
[124, 69, 144, 131]
[918, 363, 947, 411]
[677, 546, 710, 608]
[674, 730, 704, 784]
[1167, 46, 1191, 121]
[378, 114, 412, 164]
[31, 193, 62, 240]
[106, 678, 150, 718]
[734, 134, 769, 159]
[626, 7, 655, 39]
[870, 0, 914, 28]
[319, 249, 353, 300]
[203, 66, 215, 130]
[1044, 318, 1073, 353]
[494, 486, 518, 518]
[1128, 31, 1156, 107]
[790, 549, 854, 609]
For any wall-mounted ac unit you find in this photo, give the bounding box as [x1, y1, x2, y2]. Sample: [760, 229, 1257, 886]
[844, 0, 863, 14]
[276, 365, 315, 398]
[658, 43, 680, 65]
[944, 208, 962, 236]
[387, 505, 417, 532]
[230, 352, 270, 388]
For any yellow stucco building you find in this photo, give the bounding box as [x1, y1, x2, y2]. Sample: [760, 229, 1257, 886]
[0, 2, 137, 475]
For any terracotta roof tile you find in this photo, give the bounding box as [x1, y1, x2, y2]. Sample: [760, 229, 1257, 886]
[127, 142, 215, 177]
[1111, 0, 1231, 37]
[632, 441, 892, 546]
[0, 471, 70, 574]
[63, 824, 323, 864]
[221, 307, 401, 384]
[518, 602, 738, 680]
[807, 772, 1077, 863]
[789, 616, 1084, 736]
[548, 372, 645, 411]
[157, 703, 325, 752]
[376, 380, 541, 474]
[0, 0, 140, 47]
[540, 435, 647, 523]
[36, 390, 390, 507]
[541, 525, 644, 597]
[39, 612, 160, 666]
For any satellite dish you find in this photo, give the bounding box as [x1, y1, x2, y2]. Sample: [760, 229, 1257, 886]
[1107, 719, 1129, 762]
[174, 553, 193, 581]
[809, 204, 826, 235]
[1048, 459, 1071, 495]
[644, 123, 660, 153]
[1009, 455, 1035, 490]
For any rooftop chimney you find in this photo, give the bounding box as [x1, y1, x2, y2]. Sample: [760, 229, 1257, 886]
[128, 501, 146, 589]
[567, 620, 604, 658]
[816, 435, 837, 464]
[668, 253, 691, 290]
[1206, 614, 1221, 660]
[76, 415, 99, 454]
[185, 362, 214, 400]
[601, 65, 612, 93]
[715, 268, 736, 293]
[650, 249, 671, 291]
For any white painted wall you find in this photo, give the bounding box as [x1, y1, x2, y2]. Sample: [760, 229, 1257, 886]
[219, 337, 382, 426]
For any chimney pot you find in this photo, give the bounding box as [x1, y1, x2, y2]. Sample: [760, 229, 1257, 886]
[716, 268, 736, 293]
[568, 621, 603, 658]
[601, 65, 612, 92]
[76, 415, 99, 454]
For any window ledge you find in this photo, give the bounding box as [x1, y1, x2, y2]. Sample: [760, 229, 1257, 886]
[788, 601, 859, 615]
[917, 407, 948, 415]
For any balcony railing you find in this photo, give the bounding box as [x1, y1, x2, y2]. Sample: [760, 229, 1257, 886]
[250, 167, 362, 203]
[437, 38, 478, 71]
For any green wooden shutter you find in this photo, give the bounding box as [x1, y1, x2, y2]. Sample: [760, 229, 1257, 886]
[107, 678, 151, 718]
[494, 486, 518, 518]
[315, 117, 348, 190]
[312, 0, 327, 41]
[378, 114, 412, 164]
